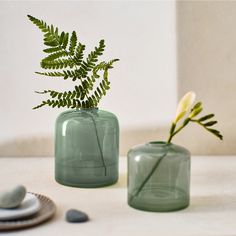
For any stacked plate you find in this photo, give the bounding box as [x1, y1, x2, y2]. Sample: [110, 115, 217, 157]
[0, 193, 56, 231]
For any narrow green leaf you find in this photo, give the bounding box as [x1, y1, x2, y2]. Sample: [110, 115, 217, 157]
[207, 128, 223, 140]
[204, 121, 217, 126]
[198, 114, 215, 122]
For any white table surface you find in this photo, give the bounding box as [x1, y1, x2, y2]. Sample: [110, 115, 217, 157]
[0, 156, 236, 236]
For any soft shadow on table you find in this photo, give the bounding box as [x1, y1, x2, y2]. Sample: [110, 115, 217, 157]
[184, 195, 236, 213]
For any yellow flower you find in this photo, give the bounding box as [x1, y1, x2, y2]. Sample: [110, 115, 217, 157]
[174, 91, 196, 124]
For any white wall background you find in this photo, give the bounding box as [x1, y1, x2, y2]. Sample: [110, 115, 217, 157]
[176, 1, 236, 154]
[0, 1, 177, 156]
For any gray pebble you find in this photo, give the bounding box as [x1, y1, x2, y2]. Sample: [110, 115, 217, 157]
[0, 185, 27, 209]
[66, 209, 89, 223]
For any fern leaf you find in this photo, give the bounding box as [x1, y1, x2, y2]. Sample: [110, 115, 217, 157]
[28, 15, 71, 55]
[33, 101, 47, 109]
[59, 32, 65, 44]
[27, 15, 48, 33]
[42, 51, 68, 62]
[29, 15, 119, 109]
[107, 58, 120, 67]
[41, 58, 74, 69]
[86, 39, 105, 68]
[62, 32, 69, 49]
[74, 43, 85, 65]
[92, 59, 119, 78]
[35, 90, 48, 94]
[35, 71, 64, 77]
[63, 70, 78, 81]
[69, 31, 77, 55]
[44, 38, 59, 47]
[77, 39, 105, 78]
[33, 87, 83, 109]
[43, 47, 61, 53]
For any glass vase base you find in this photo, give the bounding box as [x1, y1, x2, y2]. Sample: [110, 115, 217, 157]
[55, 177, 118, 188]
[55, 163, 118, 188]
[128, 186, 189, 212]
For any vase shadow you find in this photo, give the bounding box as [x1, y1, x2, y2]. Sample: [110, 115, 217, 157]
[183, 194, 236, 213]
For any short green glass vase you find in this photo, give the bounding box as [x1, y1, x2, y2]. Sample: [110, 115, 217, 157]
[127, 141, 190, 212]
[55, 108, 119, 188]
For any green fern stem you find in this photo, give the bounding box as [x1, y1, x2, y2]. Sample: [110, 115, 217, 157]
[86, 110, 107, 176]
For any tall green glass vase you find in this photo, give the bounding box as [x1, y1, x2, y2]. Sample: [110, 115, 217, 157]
[55, 108, 119, 188]
[128, 141, 190, 212]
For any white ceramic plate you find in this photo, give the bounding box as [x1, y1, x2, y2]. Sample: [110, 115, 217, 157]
[0, 193, 56, 231]
[0, 193, 41, 221]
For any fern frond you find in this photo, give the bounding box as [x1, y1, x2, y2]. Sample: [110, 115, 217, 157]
[29, 15, 119, 109]
[35, 88, 77, 99]
[35, 71, 64, 77]
[63, 70, 78, 81]
[107, 59, 120, 68]
[69, 31, 77, 55]
[75, 85, 86, 100]
[92, 59, 119, 78]
[33, 101, 47, 110]
[27, 15, 49, 33]
[41, 58, 74, 69]
[33, 98, 75, 109]
[43, 47, 61, 53]
[33, 87, 84, 109]
[73, 43, 85, 66]
[42, 51, 67, 62]
[62, 32, 69, 49]
[87, 39, 105, 68]
[78, 39, 105, 78]
[84, 59, 119, 106]
[28, 15, 71, 55]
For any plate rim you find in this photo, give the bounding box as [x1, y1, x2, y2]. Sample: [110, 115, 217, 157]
[0, 193, 56, 231]
[0, 192, 41, 221]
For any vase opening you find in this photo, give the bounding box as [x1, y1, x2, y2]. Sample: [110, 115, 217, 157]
[146, 141, 169, 147]
[76, 107, 98, 111]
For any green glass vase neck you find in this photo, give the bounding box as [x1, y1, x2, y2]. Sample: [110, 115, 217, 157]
[146, 141, 171, 147]
[76, 107, 98, 112]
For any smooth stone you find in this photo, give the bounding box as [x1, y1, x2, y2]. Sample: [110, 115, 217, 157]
[0, 185, 27, 209]
[66, 209, 89, 223]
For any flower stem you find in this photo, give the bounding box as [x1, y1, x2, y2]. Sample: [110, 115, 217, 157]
[167, 125, 184, 143]
[129, 150, 168, 203]
[167, 119, 190, 143]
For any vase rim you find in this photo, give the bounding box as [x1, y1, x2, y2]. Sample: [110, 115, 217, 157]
[146, 141, 171, 146]
[76, 107, 98, 111]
